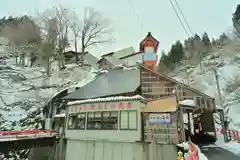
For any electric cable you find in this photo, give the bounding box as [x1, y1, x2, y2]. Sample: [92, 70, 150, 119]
[173, 0, 193, 36]
[169, 0, 190, 37]
[128, 0, 144, 30]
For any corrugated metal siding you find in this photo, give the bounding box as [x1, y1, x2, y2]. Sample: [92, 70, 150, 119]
[156, 144, 176, 160]
[66, 140, 176, 160]
[66, 140, 145, 160]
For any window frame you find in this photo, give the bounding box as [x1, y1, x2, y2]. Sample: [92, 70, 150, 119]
[86, 111, 118, 130]
[86, 112, 102, 130]
[120, 110, 138, 130]
[67, 113, 77, 130]
[75, 113, 86, 130]
[101, 111, 118, 130]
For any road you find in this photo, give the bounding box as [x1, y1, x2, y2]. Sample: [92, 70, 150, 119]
[200, 145, 240, 160]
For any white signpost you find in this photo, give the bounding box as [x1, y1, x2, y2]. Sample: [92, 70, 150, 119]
[149, 113, 171, 124]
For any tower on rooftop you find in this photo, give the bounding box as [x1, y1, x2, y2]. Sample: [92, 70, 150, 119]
[139, 32, 159, 72]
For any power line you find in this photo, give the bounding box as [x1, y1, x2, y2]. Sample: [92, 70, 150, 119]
[169, 0, 190, 37]
[173, 0, 193, 36]
[128, 0, 144, 30]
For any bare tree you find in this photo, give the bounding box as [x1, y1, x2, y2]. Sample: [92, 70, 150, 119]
[79, 7, 113, 65]
[54, 6, 71, 69]
[38, 17, 58, 76]
[70, 11, 81, 62]
[39, 5, 71, 70]
[35, 9, 58, 76]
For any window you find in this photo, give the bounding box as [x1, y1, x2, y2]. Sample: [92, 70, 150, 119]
[76, 113, 86, 129]
[86, 111, 118, 130]
[102, 111, 118, 130]
[68, 114, 77, 129]
[87, 112, 102, 129]
[120, 111, 137, 130]
[196, 96, 201, 107]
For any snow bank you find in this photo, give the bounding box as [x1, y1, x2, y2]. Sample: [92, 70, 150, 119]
[179, 99, 195, 107]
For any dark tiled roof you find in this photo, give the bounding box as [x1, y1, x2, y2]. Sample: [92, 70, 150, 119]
[63, 69, 141, 100]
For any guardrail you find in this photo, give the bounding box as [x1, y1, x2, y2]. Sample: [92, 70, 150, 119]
[185, 143, 199, 160]
[215, 128, 240, 143]
[0, 130, 56, 135]
[0, 130, 57, 140]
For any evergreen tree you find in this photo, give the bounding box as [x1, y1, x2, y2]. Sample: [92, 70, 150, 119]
[219, 32, 231, 45]
[193, 34, 201, 41]
[202, 32, 211, 46]
[158, 50, 173, 73]
[233, 4, 240, 35]
[168, 40, 184, 64]
[211, 38, 216, 46]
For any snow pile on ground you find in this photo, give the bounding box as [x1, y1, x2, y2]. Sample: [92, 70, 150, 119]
[195, 145, 208, 160]
[172, 43, 240, 154]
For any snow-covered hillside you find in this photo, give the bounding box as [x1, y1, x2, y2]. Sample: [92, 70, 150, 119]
[0, 58, 96, 131]
[173, 44, 240, 121]
[172, 43, 240, 154]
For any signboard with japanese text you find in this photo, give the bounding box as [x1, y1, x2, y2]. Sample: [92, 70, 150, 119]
[149, 113, 171, 124]
[68, 101, 140, 113]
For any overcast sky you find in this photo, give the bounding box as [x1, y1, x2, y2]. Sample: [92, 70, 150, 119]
[0, 0, 239, 56]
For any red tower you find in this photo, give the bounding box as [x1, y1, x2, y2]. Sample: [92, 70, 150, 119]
[138, 32, 159, 71]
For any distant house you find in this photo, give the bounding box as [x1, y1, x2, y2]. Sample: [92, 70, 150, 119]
[98, 46, 135, 70]
[97, 55, 124, 70]
[98, 32, 160, 71]
[63, 51, 99, 69]
[120, 53, 144, 66]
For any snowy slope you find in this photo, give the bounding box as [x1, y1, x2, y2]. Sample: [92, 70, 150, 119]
[0, 58, 96, 131]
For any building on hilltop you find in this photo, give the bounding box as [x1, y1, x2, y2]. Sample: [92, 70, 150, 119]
[97, 46, 135, 70]
[97, 32, 159, 71]
[63, 51, 99, 70]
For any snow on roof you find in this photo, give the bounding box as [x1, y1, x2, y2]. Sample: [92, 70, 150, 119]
[54, 113, 65, 118]
[68, 95, 144, 105]
[105, 56, 124, 66]
[45, 68, 96, 104]
[177, 142, 189, 150]
[179, 99, 195, 107]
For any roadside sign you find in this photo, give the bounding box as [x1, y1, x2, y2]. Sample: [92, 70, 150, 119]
[149, 113, 171, 124]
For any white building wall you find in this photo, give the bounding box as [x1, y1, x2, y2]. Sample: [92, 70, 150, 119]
[121, 53, 143, 66]
[66, 100, 144, 142]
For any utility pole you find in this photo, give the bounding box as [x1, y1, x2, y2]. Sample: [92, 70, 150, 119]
[213, 69, 222, 103]
[213, 68, 228, 143]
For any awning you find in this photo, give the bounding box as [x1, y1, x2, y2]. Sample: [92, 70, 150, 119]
[144, 96, 177, 113]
